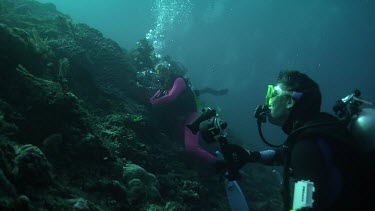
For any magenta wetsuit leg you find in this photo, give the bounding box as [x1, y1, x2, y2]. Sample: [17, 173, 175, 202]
[184, 112, 215, 163]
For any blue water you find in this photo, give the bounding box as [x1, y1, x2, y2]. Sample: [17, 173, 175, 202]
[36, 0, 375, 148]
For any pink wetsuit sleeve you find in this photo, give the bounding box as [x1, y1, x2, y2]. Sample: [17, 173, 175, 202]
[151, 77, 186, 105]
[184, 112, 215, 163]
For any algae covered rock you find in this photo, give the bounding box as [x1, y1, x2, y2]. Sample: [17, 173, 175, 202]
[143, 201, 188, 211]
[123, 163, 157, 187]
[98, 113, 150, 163]
[0, 64, 87, 145]
[0, 168, 17, 198]
[12, 144, 53, 188]
[67, 198, 89, 211]
[0, 103, 21, 141]
[0, 23, 54, 77]
[0, 0, 237, 210]
[123, 163, 160, 206]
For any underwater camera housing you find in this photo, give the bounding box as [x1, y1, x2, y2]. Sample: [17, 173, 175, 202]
[188, 107, 254, 181]
[333, 89, 375, 153]
[187, 108, 249, 181]
[186, 107, 228, 143]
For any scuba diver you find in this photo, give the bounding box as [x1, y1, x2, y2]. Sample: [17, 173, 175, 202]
[211, 70, 374, 210]
[149, 61, 228, 164]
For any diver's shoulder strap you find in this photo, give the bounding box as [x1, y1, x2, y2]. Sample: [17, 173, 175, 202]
[287, 113, 354, 148]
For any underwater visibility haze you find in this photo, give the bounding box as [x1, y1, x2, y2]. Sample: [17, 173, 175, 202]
[0, 0, 374, 210]
[37, 0, 375, 145]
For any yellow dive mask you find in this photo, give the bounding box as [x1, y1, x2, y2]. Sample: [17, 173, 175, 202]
[265, 84, 303, 107]
[265, 85, 274, 106]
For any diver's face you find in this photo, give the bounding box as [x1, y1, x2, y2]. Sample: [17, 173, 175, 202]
[268, 84, 295, 126]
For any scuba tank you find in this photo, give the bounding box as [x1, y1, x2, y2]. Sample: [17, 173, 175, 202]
[333, 89, 375, 153]
[350, 108, 375, 153]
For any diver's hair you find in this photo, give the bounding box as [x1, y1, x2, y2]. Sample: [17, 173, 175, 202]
[277, 70, 321, 118]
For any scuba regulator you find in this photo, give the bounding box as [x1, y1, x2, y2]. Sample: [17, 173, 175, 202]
[254, 84, 284, 148]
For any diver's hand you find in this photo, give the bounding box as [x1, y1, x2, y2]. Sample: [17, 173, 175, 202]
[222, 144, 260, 169]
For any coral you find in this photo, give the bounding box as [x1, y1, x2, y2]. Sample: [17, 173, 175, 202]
[106, 180, 127, 201]
[164, 201, 189, 211]
[123, 163, 160, 206]
[131, 114, 144, 123]
[14, 195, 31, 211]
[58, 57, 70, 79]
[0, 112, 20, 144]
[123, 163, 158, 188]
[57, 57, 70, 91]
[127, 178, 147, 205]
[81, 178, 129, 210]
[142, 204, 164, 211]
[67, 198, 89, 211]
[0, 168, 17, 197]
[29, 27, 51, 58]
[96, 113, 150, 163]
[72, 132, 111, 165]
[0, 0, 280, 210]
[41, 133, 64, 164]
[142, 201, 188, 211]
[0, 138, 16, 179]
[0, 23, 53, 78]
[0, 64, 88, 145]
[178, 180, 200, 203]
[12, 144, 53, 188]
[55, 15, 75, 35]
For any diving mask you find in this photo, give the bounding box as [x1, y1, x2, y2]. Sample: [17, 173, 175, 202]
[265, 85, 275, 106]
[265, 84, 303, 106]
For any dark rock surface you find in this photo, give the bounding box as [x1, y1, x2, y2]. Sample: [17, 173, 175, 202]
[0, 0, 282, 210]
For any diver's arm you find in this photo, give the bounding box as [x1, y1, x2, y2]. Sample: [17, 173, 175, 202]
[216, 144, 284, 171]
[259, 148, 285, 165]
[247, 148, 285, 166]
[150, 77, 186, 105]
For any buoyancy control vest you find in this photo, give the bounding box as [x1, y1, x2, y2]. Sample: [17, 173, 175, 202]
[282, 112, 369, 210]
[153, 76, 198, 131]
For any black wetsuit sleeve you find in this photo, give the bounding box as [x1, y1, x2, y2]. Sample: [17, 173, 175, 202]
[256, 147, 286, 166]
[290, 138, 341, 211]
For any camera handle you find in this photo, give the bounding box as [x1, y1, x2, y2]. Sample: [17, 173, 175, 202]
[216, 136, 255, 181]
[215, 151, 250, 211]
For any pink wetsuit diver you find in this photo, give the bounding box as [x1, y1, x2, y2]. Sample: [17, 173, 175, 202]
[150, 77, 215, 163]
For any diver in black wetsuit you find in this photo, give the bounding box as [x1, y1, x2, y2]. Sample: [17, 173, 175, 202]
[221, 70, 366, 210]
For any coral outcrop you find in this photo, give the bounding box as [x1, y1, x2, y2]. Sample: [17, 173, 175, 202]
[0, 0, 282, 210]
